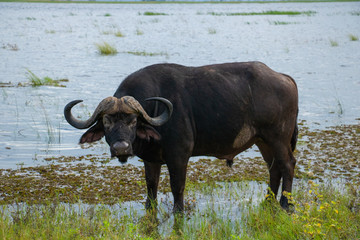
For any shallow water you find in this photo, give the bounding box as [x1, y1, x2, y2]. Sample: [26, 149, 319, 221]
[0, 2, 359, 168]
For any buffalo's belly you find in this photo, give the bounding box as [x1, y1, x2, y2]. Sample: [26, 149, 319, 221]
[191, 124, 255, 160]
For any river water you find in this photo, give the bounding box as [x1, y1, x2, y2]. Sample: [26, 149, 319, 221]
[0, 2, 359, 168]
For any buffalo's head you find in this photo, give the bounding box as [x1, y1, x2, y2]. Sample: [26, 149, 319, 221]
[64, 96, 173, 163]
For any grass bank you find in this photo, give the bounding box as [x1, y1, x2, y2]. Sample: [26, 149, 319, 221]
[0, 122, 359, 238]
[0, 180, 359, 239]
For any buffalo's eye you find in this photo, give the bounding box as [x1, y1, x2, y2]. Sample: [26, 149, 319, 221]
[103, 115, 112, 129]
[129, 118, 137, 127]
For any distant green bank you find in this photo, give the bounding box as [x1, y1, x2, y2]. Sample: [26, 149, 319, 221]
[1, 0, 360, 4]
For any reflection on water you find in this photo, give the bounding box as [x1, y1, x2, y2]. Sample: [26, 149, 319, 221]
[0, 2, 359, 168]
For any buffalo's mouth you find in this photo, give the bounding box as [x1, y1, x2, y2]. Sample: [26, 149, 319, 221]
[116, 155, 131, 164]
[110, 141, 133, 163]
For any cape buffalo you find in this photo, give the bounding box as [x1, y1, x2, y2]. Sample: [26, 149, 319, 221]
[64, 61, 298, 212]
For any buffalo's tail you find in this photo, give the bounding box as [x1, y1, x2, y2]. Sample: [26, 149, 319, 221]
[291, 110, 299, 152]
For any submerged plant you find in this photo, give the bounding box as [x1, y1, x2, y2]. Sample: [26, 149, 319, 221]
[96, 42, 118, 55]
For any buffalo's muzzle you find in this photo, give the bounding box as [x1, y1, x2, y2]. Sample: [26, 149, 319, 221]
[111, 141, 132, 158]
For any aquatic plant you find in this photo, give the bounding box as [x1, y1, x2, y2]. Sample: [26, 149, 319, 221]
[136, 29, 144, 35]
[114, 30, 125, 37]
[2, 43, 18, 51]
[126, 51, 168, 57]
[349, 34, 359, 41]
[25, 69, 68, 87]
[270, 21, 299, 25]
[104, 13, 111, 17]
[330, 39, 339, 47]
[96, 42, 118, 55]
[208, 28, 217, 34]
[142, 12, 168, 16]
[207, 10, 316, 16]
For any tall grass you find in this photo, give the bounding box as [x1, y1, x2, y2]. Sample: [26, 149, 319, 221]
[349, 34, 359, 41]
[96, 42, 118, 55]
[25, 69, 68, 87]
[1, 181, 358, 239]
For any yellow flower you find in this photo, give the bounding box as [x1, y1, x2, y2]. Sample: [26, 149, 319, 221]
[334, 209, 339, 214]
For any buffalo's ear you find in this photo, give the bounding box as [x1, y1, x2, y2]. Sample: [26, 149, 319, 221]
[136, 124, 161, 141]
[79, 121, 104, 143]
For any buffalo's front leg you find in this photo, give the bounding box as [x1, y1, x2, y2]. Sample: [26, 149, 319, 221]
[167, 159, 189, 213]
[144, 161, 162, 209]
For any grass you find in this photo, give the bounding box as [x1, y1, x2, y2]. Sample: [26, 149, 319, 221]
[136, 29, 144, 35]
[141, 11, 168, 16]
[208, 28, 217, 34]
[330, 39, 339, 47]
[95, 42, 118, 55]
[270, 21, 299, 25]
[0, 181, 358, 239]
[114, 30, 125, 37]
[125, 51, 168, 57]
[349, 34, 359, 41]
[25, 69, 68, 87]
[206, 10, 316, 16]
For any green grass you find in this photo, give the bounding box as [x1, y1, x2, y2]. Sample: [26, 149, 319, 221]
[0, 181, 358, 239]
[349, 34, 359, 41]
[330, 39, 339, 47]
[114, 30, 125, 37]
[25, 69, 68, 87]
[95, 42, 118, 55]
[207, 10, 316, 16]
[136, 29, 144, 35]
[208, 28, 217, 34]
[141, 11, 168, 16]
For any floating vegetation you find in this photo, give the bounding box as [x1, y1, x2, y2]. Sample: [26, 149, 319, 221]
[104, 13, 111, 17]
[270, 21, 299, 25]
[25, 69, 68, 87]
[135, 29, 144, 35]
[125, 51, 168, 57]
[349, 34, 359, 41]
[114, 30, 125, 37]
[96, 42, 118, 55]
[141, 11, 168, 16]
[45, 29, 56, 34]
[330, 39, 339, 47]
[208, 28, 217, 34]
[2, 43, 18, 51]
[350, 11, 360, 16]
[206, 10, 316, 16]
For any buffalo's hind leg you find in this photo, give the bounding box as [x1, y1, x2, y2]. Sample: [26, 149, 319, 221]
[257, 140, 296, 210]
[256, 141, 282, 198]
[273, 142, 296, 210]
[144, 161, 162, 210]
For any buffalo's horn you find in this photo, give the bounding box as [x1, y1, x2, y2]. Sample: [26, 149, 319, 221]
[64, 96, 119, 129]
[122, 96, 173, 126]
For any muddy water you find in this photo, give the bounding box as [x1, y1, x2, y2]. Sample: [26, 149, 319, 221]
[0, 2, 359, 169]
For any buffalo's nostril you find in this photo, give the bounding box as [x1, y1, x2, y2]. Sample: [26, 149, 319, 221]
[112, 141, 130, 155]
